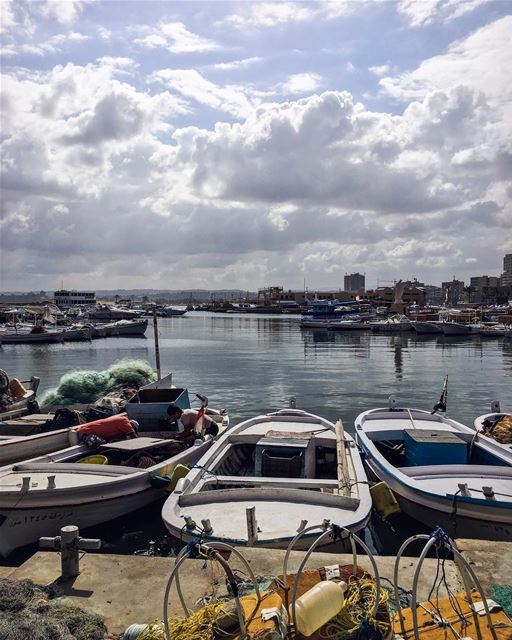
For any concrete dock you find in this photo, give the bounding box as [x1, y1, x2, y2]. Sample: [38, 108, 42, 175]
[1, 539, 510, 636]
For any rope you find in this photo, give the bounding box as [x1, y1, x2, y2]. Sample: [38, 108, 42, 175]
[137, 601, 235, 640]
[320, 577, 390, 640]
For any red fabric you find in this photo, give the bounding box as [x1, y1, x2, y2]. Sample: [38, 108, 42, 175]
[75, 415, 135, 440]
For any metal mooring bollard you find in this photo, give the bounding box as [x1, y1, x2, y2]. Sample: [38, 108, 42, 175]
[39, 525, 102, 579]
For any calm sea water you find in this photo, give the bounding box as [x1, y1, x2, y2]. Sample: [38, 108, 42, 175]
[1, 312, 511, 561]
[1, 312, 510, 424]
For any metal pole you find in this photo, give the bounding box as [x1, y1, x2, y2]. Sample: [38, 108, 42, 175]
[152, 308, 161, 380]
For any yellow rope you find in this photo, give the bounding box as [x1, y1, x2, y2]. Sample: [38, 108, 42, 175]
[321, 577, 391, 639]
[136, 601, 235, 640]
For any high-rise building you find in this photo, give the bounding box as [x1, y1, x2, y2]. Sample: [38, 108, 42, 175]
[441, 279, 465, 306]
[470, 275, 499, 290]
[344, 272, 365, 293]
[501, 253, 512, 287]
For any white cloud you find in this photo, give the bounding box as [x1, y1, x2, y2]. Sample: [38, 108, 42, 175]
[397, 0, 491, 27]
[39, 0, 92, 24]
[224, 0, 366, 29]
[380, 16, 512, 113]
[214, 57, 264, 71]
[0, 0, 16, 34]
[280, 73, 323, 95]
[369, 64, 390, 76]
[151, 69, 260, 118]
[135, 21, 219, 54]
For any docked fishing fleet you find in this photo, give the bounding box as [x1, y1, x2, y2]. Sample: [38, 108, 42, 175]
[0, 365, 511, 557]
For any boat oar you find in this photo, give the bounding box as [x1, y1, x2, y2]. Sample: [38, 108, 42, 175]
[335, 419, 350, 496]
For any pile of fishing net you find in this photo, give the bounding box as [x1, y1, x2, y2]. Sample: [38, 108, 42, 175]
[0, 578, 107, 640]
[489, 415, 512, 444]
[41, 360, 156, 408]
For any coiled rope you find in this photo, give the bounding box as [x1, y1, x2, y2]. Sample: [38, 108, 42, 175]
[321, 577, 391, 640]
[137, 601, 234, 640]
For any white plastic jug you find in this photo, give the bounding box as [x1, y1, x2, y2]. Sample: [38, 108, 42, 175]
[293, 580, 347, 636]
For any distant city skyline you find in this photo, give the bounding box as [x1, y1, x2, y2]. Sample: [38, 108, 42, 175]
[1, 1, 511, 291]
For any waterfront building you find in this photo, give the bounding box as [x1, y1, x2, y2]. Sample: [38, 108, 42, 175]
[423, 285, 443, 306]
[54, 289, 96, 308]
[344, 272, 365, 293]
[366, 283, 426, 307]
[441, 279, 465, 306]
[501, 254, 512, 287]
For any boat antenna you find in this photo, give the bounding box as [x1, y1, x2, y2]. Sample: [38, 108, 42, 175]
[431, 375, 448, 414]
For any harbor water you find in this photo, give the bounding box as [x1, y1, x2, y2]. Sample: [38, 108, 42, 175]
[1, 312, 511, 560]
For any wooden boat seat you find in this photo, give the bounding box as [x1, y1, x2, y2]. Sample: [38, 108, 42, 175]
[179, 486, 360, 510]
[398, 464, 512, 479]
[13, 462, 139, 475]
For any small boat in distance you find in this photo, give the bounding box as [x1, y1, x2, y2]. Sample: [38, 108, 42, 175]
[162, 408, 371, 550]
[162, 306, 188, 317]
[103, 318, 148, 336]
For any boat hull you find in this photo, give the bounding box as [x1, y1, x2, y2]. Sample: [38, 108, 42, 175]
[363, 451, 512, 542]
[412, 322, 442, 334]
[0, 486, 163, 557]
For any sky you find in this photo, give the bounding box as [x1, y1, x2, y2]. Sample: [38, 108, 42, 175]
[0, 0, 511, 292]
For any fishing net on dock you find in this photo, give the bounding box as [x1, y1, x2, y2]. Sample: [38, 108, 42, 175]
[40, 359, 156, 408]
[0, 579, 106, 640]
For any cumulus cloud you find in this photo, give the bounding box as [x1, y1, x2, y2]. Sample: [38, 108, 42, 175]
[380, 16, 512, 112]
[1, 8, 511, 290]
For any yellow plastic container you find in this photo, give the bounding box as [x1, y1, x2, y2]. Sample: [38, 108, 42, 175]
[293, 580, 347, 636]
[77, 454, 108, 465]
[166, 464, 189, 493]
[370, 481, 400, 518]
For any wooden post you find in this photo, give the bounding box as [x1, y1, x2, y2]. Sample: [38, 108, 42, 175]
[246, 506, 258, 545]
[152, 308, 161, 380]
[335, 420, 350, 496]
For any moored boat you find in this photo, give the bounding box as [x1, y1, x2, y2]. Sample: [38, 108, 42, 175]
[162, 306, 188, 317]
[0, 372, 40, 421]
[0, 327, 64, 344]
[355, 403, 512, 541]
[103, 318, 148, 336]
[441, 321, 480, 336]
[162, 408, 371, 550]
[474, 403, 512, 456]
[0, 435, 213, 556]
[61, 325, 92, 341]
[411, 321, 443, 334]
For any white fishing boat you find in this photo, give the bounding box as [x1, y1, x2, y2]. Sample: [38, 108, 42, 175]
[0, 372, 40, 421]
[411, 321, 443, 334]
[61, 325, 92, 341]
[162, 408, 372, 550]
[442, 321, 480, 336]
[0, 435, 213, 556]
[480, 324, 509, 338]
[370, 315, 413, 333]
[0, 374, 228, 465]
[162, 306, 188, 317]
[355, 401, 512, 541]
[103, 318, 148, 336]
[474, 402, 512, 456]
[0, 326, 64, 344]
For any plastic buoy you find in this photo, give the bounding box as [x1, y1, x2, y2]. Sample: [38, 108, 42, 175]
[122, 623, 148, 639]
